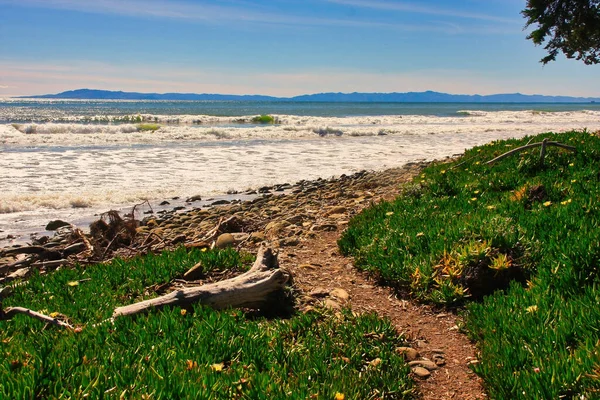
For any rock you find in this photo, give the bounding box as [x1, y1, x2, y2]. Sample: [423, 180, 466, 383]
[408, 360, 439, 371]
[309, 287, 330, 298]
[159, 200, 170, 206]
[45, 220, 70, 231]
[310, 224, 337, 232]
[186, 195, 202, 202]
[265, 220, 291, 237]
[323, 298, 341, 310]
[411, 366, 431, 379]
[326, 206, 347, 215]
[433, 354, 446, 366]
[396, 347, 419, 361]
[330, 288, 349, 301]
[211, 200, 231, 206]
[215, 233, 235, 249]
[278, 238, 300, 247]
[173, 206, 186, 211]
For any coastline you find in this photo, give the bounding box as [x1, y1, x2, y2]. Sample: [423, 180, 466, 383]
[0, 160, 433, 282]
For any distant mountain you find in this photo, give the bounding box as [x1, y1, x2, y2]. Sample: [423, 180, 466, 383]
[27, 89, 280, 101]
[21, 89, 600, 103]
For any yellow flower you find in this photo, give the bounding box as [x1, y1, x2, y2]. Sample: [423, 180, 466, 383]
[210, 363, 224, 372]
[441, 170, 446, 174]
[569, 163, 574, 167]
[560, 199, 572, 205]
[543, 201, 552, 207]
[486, 205, 496, 210]
[334, 393, 345, 400]
[385, 211, 394, 216]
[180, 309, 187, 316]
[474, 190, 480, 194]
[471, 197, 478, 201]
[416, 232, 425, 237]
[475, 161, 481, 165]
[571, 179, 577, 183]
[526, 305, 538, 313]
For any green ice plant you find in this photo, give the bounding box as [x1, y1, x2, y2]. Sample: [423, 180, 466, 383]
[0, 247, 413, 399]
[339, 130, 600, 398]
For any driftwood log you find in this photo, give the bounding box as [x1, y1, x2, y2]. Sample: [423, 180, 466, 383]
[0, 247, 290, 328]
[486, 138, 576, 166]
[113, 246, 289, 318]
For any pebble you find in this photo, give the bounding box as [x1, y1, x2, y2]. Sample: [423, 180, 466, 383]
[45, 220, 71, 231]
[396, 347, 419, 361]
[215, 233, 235, 249]
[411, 366, 431, 379]
[330, 288, 350, 301]
[408, 360, 439, 371]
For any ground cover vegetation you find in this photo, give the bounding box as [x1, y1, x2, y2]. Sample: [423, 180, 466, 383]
[339, 130, 600, 398]
[0, 247, 413, 399]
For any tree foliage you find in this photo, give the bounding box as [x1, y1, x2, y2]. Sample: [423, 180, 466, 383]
[523, 0, 600, 64]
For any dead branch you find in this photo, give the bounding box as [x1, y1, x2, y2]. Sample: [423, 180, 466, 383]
[0, 307, 73, 330]
[486, 140, 576, 165]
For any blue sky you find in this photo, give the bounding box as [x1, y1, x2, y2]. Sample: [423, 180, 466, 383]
[0, 0, 598, 97]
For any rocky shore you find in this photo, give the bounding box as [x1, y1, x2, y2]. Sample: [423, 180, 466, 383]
[0, 161, 430, 284]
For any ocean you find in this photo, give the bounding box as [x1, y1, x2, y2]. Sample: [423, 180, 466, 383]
[2, 98, 600, 244]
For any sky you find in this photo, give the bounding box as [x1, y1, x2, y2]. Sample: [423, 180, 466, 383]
[0, 0, 599, 97]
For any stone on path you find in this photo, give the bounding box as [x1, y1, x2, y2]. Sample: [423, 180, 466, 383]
[408, 360, 439, 371]
[412, 366, 431, 379]
[396, 347, 419, 361]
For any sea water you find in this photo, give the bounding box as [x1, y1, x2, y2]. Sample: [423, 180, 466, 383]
[2, 99, 600, 243]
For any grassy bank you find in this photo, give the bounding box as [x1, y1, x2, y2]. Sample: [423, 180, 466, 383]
[339, 130, 600, 398]
[0, 247, 413, 399]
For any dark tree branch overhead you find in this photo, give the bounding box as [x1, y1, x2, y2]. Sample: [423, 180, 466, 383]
[523, 0, 600, 64]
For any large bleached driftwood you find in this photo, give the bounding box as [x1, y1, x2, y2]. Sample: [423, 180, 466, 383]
[112, 246, 289, 318]
[0, 247, 290, 329]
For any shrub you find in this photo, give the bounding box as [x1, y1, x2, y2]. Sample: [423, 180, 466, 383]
[251, 115, 278, 124]
[137, 123, 160, 132]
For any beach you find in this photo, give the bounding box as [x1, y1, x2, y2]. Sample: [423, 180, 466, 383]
[2, 99, 600, 244]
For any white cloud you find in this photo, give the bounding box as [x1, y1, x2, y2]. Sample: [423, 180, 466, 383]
[325, 0, 520, 24]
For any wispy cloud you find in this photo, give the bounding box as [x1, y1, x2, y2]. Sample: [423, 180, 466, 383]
[0, 0, 507, 33]
[325, 0, 520, 24]
[0, 0, 429, 31]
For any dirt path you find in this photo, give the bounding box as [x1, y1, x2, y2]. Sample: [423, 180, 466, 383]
[264, 163, 488, 399]
[281, 229, 486, 399]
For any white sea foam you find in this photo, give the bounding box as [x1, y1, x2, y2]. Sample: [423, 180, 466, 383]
[1, 110, 600, 240]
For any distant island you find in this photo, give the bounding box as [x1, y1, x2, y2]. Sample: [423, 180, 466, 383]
[21, 89, 600, 103]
